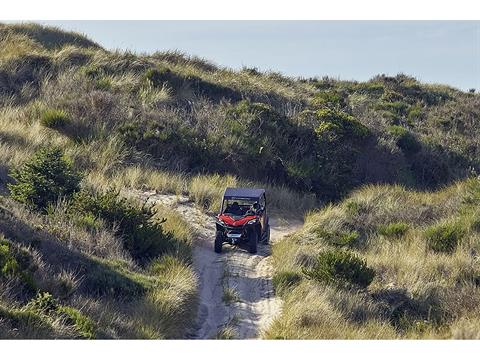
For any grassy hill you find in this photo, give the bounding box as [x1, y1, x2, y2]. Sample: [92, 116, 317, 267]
[0, 23, 479, 338]
[267, 178, 480, 339]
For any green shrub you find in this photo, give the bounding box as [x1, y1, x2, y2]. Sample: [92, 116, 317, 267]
[388, 125, 421, 156]
[315, 109, 370, 139]
[303, 249, 375, 288]
[407, 104, 423, 124]
[378, 222, 410, 238]
[40, 109, 70, 129]
[375, 101, 409, 116]
[143, 67, 181, 89]
[316, 228, 359, 247]
[69, 189, 174, 261]
[425, 222, 464, 253]
[0, 306, 54, 338]
[57, 306, 96, 339]
[8, 147, 81, 211]
[24, 293, 96, 338]
[0, 237, 36, 293]
[311, 90, 346, 110]
[25, 292, 59, 315]
[272, 271, 302, 296]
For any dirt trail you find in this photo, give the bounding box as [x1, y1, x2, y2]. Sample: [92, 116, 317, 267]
[131, 190, 302, 339]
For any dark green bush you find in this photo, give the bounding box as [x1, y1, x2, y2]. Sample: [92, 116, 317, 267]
[425, 222, 464, 254]
[272, 271, 302, 296]
[303, 249, 375, 288]
[69, 189, 174, 261]
[378, 222, 409, 238]
[8, 147, 81, 211]
[315, 109, 370, 139]
[40, 109, 70, 129]
[388, 125, 421, 156]
[143, 67, 182, 89]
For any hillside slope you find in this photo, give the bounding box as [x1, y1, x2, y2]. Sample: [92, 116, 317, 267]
[266, 179, 480, 339]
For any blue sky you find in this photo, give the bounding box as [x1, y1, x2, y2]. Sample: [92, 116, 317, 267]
[27, 21, 480, 90]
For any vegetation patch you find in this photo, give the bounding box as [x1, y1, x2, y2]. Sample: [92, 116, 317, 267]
[388, 125, 421, 156]
[272, 271, 302, 296]
[8, 147, 81, 211]
[40, 109, 70, 129]
[378, 222, 410, 238]
[302, 249, 375, 288]
[69, 189, 174, 261]
[425, 221, 464, 254]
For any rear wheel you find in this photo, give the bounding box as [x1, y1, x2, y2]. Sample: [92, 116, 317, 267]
[214, 231, 223, 253]
[248, 230, 258, 254]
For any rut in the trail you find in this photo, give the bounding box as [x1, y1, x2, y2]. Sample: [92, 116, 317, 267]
[131, 190, 302, 339]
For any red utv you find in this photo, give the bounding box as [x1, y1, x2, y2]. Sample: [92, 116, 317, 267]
[214, 188, 270, 254]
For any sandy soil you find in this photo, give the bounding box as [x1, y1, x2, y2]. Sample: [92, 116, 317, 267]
[131, 190, 302, 339]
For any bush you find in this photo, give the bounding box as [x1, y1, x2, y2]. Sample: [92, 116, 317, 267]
[57, 306, 96, 339]
[69, 189, 174, 261]
[25, 292, 59, 315]
[0, 237, 32, 276]
[303, 249, 375, 288]
[40, 109, 70, 129]
[311, 90, 346, 110]
[315, 228, 359, 247]
[272, 271, 302, 296]
[315, 109, 370, 139]
[8, 147, 81, 211]
[25, 292, 96, 338]
[388, 125, 421, 156]
[378, 222, 409, 238]
[425, 222, 464, 253]
[0, 238, 18, 277]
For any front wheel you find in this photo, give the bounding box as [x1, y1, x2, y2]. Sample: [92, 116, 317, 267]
[248, 231, 258, 254]
[214, 231, 223, 253]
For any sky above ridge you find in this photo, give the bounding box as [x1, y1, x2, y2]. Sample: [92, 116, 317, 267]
[16, 21, 480, 90]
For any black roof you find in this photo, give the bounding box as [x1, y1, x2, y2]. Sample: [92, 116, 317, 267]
[223, 187, 265, 199]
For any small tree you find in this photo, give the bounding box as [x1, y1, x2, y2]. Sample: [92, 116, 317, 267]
[8, 147, 81, 211]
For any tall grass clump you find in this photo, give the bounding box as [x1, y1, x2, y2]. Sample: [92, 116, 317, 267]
[40, 109, 70, 129]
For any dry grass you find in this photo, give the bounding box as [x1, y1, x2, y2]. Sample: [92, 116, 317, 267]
[267, 179, 480, 339]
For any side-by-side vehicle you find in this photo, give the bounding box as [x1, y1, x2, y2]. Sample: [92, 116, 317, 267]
[214, 188, 270, 254]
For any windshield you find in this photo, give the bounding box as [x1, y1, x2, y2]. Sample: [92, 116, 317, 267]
[222, 198, 259, 217]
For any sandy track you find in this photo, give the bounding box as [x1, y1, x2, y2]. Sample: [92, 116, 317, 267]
[131, 190, 302, 339]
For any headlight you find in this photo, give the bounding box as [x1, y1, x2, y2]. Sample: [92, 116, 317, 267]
[247, 219, 258, 225]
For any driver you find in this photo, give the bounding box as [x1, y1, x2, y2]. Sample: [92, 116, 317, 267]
[229, 201, 242, 215]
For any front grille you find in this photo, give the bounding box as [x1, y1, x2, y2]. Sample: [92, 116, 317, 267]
[225, 225, 243, 232]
